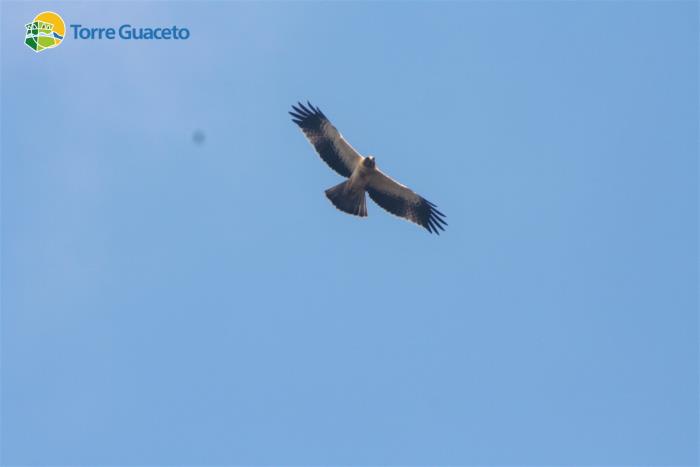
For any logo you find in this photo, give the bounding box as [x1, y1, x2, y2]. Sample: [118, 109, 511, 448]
[23, 12, 191, 52]
[25, 11, 65, 52]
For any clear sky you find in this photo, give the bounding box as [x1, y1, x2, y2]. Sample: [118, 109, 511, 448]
[1, 1, 698, 465]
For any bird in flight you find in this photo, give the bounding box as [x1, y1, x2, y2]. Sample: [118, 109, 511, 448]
[290, 102, 447, 234]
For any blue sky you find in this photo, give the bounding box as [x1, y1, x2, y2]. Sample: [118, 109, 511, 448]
[1, 1, 698, 465]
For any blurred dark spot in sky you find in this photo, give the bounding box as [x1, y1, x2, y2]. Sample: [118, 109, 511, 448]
[192, 129, 205, 145]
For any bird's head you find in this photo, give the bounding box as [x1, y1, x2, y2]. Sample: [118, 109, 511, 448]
[363, 156, 376, 168]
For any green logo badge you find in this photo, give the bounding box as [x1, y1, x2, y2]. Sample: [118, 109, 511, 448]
[25, 12, 65, 52]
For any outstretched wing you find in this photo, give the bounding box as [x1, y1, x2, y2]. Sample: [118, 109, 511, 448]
[289, 102, 362, 178]
[366, 170, 447, 234]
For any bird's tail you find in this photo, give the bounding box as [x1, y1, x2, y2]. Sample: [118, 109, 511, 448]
[325, 181, 367, 217]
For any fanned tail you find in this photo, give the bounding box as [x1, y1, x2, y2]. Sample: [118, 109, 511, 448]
[324, 181, 367, 217]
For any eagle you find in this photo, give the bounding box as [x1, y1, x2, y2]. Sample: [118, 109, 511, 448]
[290, 102, 447, 234]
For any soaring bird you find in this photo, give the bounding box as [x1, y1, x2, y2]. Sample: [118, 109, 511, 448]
[290, 102, 447, 234]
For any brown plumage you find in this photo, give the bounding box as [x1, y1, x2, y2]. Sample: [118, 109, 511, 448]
[290, 101, 447, 234]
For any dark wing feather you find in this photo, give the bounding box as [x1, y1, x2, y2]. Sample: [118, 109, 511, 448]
[366, 169, 447, 234]
[289, 102, 362, 178]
